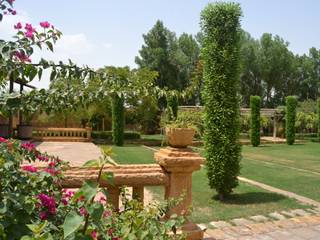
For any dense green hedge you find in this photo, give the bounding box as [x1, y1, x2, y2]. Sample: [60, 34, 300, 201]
[112, 95, 125, 146]
[318, 98, 320, 141]
[92, 131, 141, 140]
[286, 96, 298, 145]
[250, 96, 261, 147]
[201, 2, 242, 199]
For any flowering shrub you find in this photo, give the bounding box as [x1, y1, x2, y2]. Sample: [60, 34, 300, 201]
[0, 139, 184, 239]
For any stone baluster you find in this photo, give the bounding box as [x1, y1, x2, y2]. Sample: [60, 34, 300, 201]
[155, 147, 205, 240]
[108, 186, 120, 210]
[132, 186, 144, 203]
[86, 127, 92, 141]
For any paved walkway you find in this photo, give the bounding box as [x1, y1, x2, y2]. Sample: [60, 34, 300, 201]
[34, 142, 102, 166]
[204, 212, 320, 240]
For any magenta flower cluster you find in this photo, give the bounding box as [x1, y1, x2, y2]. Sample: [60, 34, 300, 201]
[38, 193, 57, 220]
[22, 165, 38, 173]
[21, 142, 35, 151]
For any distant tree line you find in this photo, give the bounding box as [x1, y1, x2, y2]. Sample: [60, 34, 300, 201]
[135, 20, 320, 108]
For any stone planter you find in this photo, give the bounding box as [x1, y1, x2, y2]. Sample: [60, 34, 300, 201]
[0, 124, 9, 138]
[165, 127, 195, 148]
[17, 125, 33, 139]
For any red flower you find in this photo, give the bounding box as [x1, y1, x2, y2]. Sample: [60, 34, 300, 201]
[0, 137, 8, 143]
[22, 165, 38, 173]
[14, 22, 22, 30]
[40, 21, 51, 28]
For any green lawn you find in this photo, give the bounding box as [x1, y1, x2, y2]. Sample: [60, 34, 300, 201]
[194, 142, 320, 202]
[100, 144, 310, 223]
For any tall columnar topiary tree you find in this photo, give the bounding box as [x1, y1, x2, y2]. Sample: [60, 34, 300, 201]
[250, 96, 261, 147]
[317, 98, 320, 141]
[111, 95, 124, 146]
[200, 2, 242, 199]
[285, 96, 298, 145]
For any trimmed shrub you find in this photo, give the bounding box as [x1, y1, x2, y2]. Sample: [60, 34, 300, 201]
[318, 98, 320, 141]
[111, 95, 124, 146]
[285, 96, 298, 145]
[250, 96, 261, 147]
[92, 131, 141, 140]
[201, 2, 242, 199]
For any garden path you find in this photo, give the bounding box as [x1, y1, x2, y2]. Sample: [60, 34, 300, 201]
[34, 141, 102, 166]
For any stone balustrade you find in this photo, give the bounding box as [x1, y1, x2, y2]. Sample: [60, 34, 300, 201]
[61, 147, 205, 240]
[33, 127, 92, 142]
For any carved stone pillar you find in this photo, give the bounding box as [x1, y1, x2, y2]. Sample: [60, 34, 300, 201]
[155, 147, 205, 240]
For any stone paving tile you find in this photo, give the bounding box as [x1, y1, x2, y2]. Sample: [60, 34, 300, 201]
[250, 215, 270, 223]
[289, 227, 320, 239]
[280, 210, 297, 218]
[205, 215, 320, 240]
[291, 209, 311, 216]
[230, 218, 253, 226]
[307, 208, 320, 214]
[209, 221, 232, 228]
[268, 212, 286, 220]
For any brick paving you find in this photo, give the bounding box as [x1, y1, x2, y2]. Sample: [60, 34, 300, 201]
[203, 209, 320, 240]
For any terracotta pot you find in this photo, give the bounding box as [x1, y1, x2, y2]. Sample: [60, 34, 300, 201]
[165, 127, 195, 148]
[0, 124, 9, 138]
[17, 125, 33, 139]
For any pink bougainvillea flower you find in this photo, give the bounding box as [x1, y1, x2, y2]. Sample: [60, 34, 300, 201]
[22, 165, 38, 173]
[21, 142, 35, 151]
[13, 51, 31, 63]
[25, 23, 35, 32]
[14, 22, 22, 30]
[79, 207, 87, 216]
[39, 211, 48, 220]
[91, 230, 98, 240]
[44, 167, 60, 176]
[38, 193, 56, 215]
[48, 161, 55, 167]
[40, 21, 51, 28]
[25, 30, 34, 39]
[0, 137, 8, 143]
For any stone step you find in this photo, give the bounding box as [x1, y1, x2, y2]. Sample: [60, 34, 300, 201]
[268, 212, 286, 220]
[230, 218, 253, 226]
[209, 220, 232, 228]
[250, 215, 270, 223]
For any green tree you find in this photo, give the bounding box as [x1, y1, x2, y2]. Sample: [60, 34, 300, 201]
[135, 20, 178, 92]
[318, 98, 320, 141]
[239, 31, 262, 106]
[201, 2, 242, 199]
[286, 96, 298, 145]
[250, 96, 261, 146]
[112, 94, 125, 146]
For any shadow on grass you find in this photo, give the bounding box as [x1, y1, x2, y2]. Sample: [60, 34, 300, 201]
[213, 192, 286, 205]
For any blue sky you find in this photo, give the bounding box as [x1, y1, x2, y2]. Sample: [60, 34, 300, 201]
[1, 0, 320, 88]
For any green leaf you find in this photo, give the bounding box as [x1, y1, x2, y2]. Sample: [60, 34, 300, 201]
[46, 41, 53, 52]
[73, 180, 97, 202]
[82, 159, 99, 167]
[101, 172, 114, 185]
[63, 211, 83, 239]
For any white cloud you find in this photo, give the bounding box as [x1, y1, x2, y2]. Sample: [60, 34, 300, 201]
[0, 10, 30, 39]
[102, 43, 112, 49]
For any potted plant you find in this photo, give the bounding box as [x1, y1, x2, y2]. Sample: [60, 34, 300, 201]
[165, 116, 197, 148]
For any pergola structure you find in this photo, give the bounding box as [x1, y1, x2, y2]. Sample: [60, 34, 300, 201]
[178, 106, 284, 139]
[7, 77, 36, 137]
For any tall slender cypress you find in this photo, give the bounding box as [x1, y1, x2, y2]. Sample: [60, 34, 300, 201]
[201, 2, 242, 199]
[250, 96, 261, 147]
[112, 95, 124, 146]
[285, 96, 297, 145]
